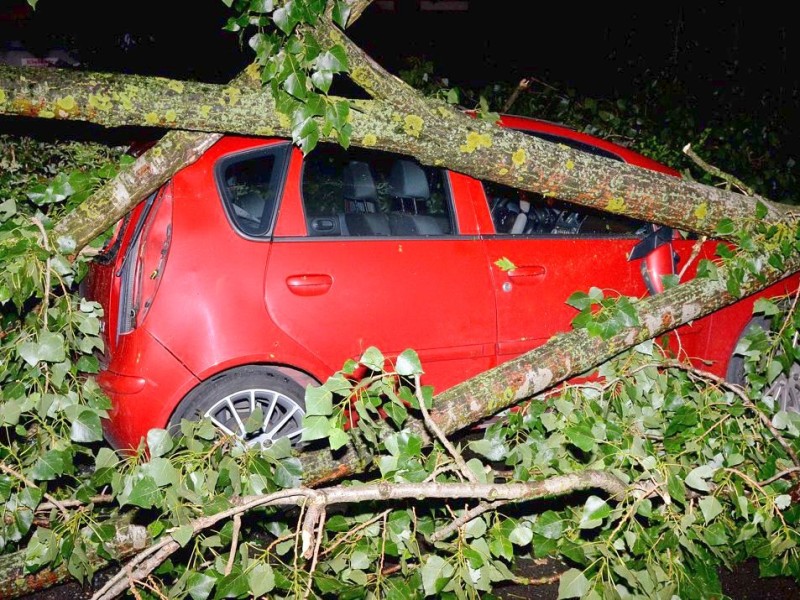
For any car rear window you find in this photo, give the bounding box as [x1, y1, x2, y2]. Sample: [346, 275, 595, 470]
[217, 144, 290, 236]
[301, 143, 455, 237]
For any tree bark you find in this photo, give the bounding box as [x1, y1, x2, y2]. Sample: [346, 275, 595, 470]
[0, 520, 149, 600]
[1, 64, 789, 246]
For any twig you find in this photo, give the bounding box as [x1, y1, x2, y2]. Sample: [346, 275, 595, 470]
[322, 509, 391, 557]
[502, 78, 530, 114]
[0, 462, 70, 519]
[430, 499, 506, 542]
[415, 374, 478, 483]
[302, 505, 326, 600]
[660, 360, 800, 469]
[683, 143, 756, 196]
[30, 217, 52, 329]
[677, 235, 707, 281]
[760, 467, 800, 486]
[224, 514, 241, 576]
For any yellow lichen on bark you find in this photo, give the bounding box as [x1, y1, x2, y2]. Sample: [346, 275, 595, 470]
[511, 148, 526, 167]
[459, 131, 492, 153]
[403, 115, 424, 137]
[362, 133, 377, 147]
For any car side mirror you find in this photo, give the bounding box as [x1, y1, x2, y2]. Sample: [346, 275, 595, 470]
[629, 226, 677, 295]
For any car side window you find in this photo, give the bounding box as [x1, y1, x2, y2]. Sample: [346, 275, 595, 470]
[301, 143, 455, 237]
[484, 182, 649, 237]
[218, 144, 290, 236]
[484, 131, 648, 237]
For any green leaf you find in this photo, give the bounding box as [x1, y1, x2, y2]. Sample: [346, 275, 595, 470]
[145, 457, 179, 487]
[565, 424, 596, 453]
[292, 117, 319, 154]
[360, 347, 385, 371]
[509, 524, 533, 546]
[557, 568, 591, 599]
[18, 331, 66, 366]
[578, 495, 610, 529]
[31, 449, 68, 481]
[685, 464, 717, 492]
[317, 46, 349, 73]
[305, 385, 333, 416]
[494, 257, 517, 272]
[311, 69, 333, 93]
[420, 555, 453, 595]
[185, 571, 216, 600]
[70, 409, 103, 442]
[172, 524, 195, 548]
[301, 415, 329, 441]
[699, 496, 723, 523]
[716, 218, 735, 236]
[123, 476, 160, 509]
[755, 200, 768, 219]
[395, 349, 423, 376]
[272, 4, 295, 34]
[331, 0, 351, 27]
[283, 72, 307, 100]
[566, 291, 591, 311]
[248, 563, 275, 596]
[215, 565, 250, 599]
[147, 429, 174, 458]
[754, 298, 780, 316]
[328, 427, 350, 450]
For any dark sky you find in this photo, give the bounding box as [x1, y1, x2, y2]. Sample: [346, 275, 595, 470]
[2, 1, 798, 146]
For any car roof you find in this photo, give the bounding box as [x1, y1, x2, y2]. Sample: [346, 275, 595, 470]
[495, 113, 681, 177]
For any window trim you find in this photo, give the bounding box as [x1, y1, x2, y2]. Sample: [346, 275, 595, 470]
[214, 141, 292, 240]
[298, 143, 460, 239]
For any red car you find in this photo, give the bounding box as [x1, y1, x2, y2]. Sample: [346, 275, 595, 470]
[83, 115, 799, 451]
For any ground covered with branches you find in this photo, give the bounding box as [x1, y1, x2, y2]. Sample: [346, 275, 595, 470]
[3, 1, 800, 599]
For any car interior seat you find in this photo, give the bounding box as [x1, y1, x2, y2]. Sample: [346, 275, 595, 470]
[342, 161, 390, 236]
[387, 160, 447, 235]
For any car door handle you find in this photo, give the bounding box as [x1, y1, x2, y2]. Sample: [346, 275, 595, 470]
[508, 266, 546, 281]
[286, 274, 333, 296]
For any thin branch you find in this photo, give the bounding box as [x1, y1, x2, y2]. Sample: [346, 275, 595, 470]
[224, 514, 242, 576]
[760, 467, 800, 486]
[0, 462, 69, 519]
[677, 235, 707, 280]
[415, 374, 478, 483]
[30, 217, 52, 328]
[430, 499, 507, 542]
[302, 505, 326, 600]
[683, 143, 757, 196]
[321, 509, 391, 557]
[502, 78, 531, 113]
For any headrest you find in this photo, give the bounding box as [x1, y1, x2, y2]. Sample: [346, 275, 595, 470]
[388, 160, 430, 200]
[342, 161, 377, 202]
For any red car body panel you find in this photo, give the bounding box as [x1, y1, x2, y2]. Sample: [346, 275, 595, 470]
[84, 115, 800, 451]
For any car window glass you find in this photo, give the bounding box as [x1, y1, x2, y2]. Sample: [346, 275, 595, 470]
[484, 131, 648, 237]
[301, 143, 454, 237]
[218, 145, 288, 236]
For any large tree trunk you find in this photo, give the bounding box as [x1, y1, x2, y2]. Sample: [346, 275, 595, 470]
[1, 64, 789, 246]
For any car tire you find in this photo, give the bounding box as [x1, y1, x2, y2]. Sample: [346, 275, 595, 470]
[169, 365, 306, 448]
[727, 316, 800, 413]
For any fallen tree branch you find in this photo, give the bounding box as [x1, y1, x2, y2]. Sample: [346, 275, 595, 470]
[92, 471, 626, 600]
[683, 142, 757, 196]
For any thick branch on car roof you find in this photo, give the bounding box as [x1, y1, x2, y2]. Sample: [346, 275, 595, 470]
[0, 61, 790, 248]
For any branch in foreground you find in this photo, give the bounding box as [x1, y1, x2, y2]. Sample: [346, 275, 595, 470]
[92, 471, 626, 600]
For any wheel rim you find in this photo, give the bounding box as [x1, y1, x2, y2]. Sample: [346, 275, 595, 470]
[203, 388, 305, 448]
[767, 363, 800, 413]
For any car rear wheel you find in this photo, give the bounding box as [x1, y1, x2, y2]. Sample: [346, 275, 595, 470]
[727, 316, 800, 413]
[169, 366, 306, 448]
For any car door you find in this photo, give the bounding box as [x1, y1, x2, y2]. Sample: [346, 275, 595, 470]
[480, 178, 653, 363]
[264, 144, 496, 392]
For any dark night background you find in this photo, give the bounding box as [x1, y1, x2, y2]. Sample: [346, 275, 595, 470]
[2, 1, 799, 161]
